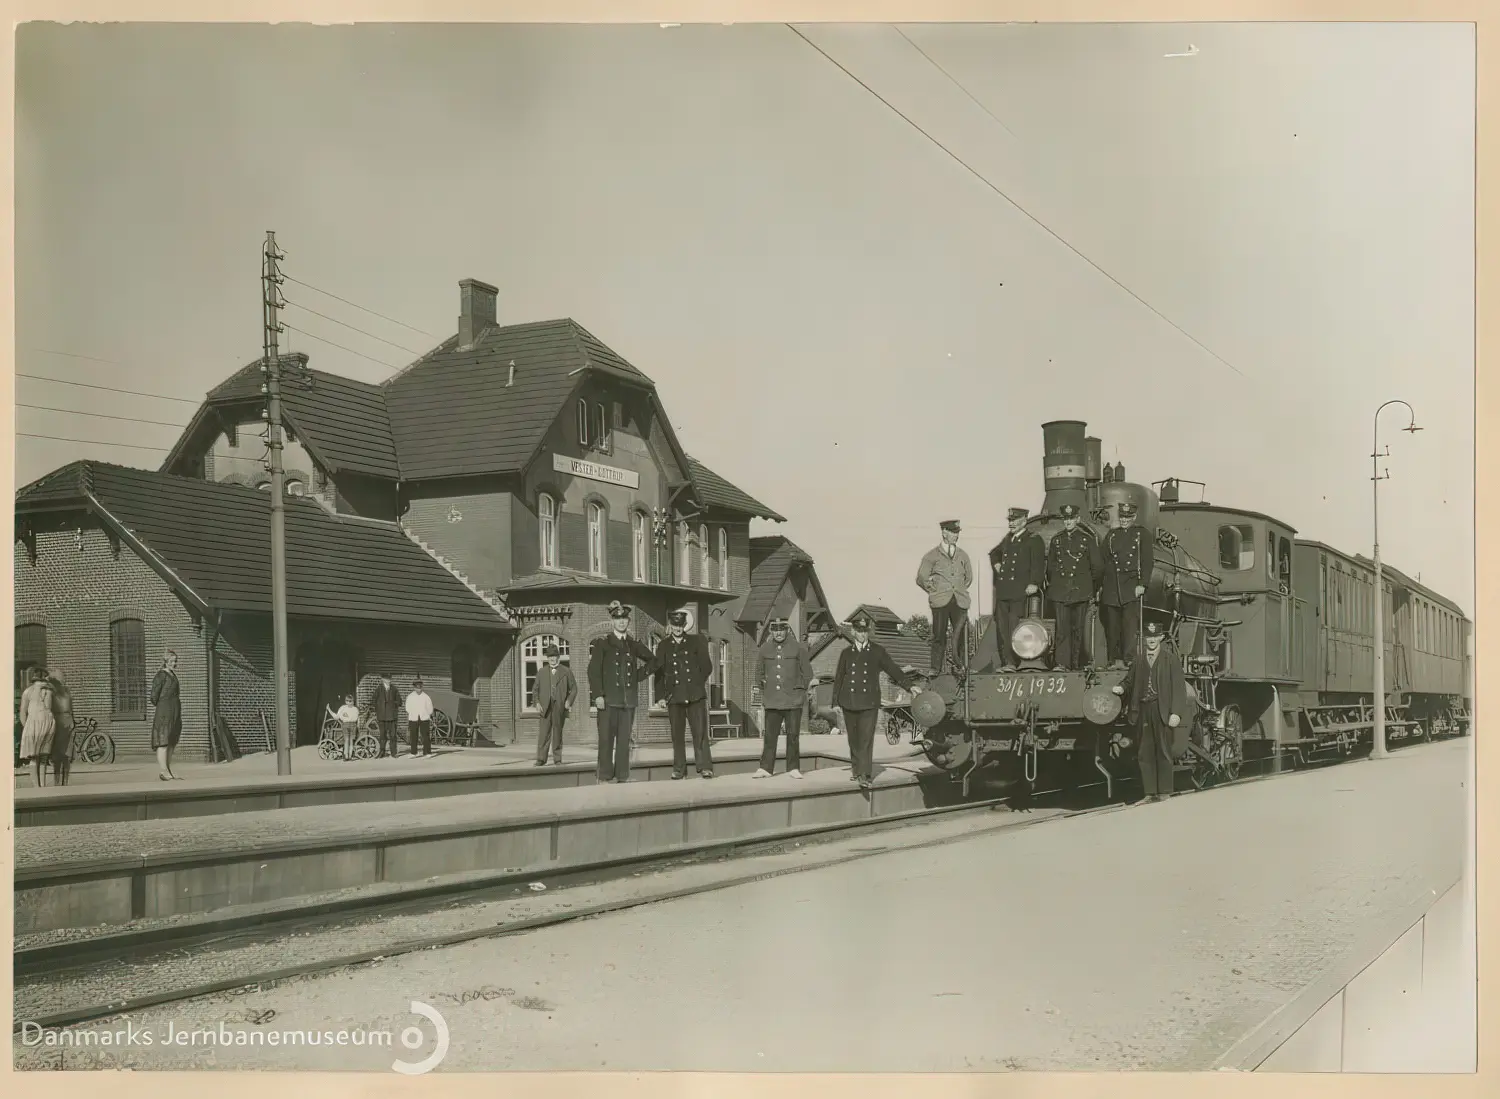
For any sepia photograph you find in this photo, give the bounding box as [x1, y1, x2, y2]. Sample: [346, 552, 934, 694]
[11, 16, 1477, 1075]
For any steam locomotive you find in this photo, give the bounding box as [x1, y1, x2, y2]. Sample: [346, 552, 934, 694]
[904, 420, 1473, 799]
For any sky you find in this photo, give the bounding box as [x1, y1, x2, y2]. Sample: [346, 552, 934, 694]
[14, 21, 1476, 621]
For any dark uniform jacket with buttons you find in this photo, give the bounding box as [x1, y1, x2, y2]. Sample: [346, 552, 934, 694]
[1100, 524, 1155, 607]
[652, 633, 713, 706]
[588, 632, 660, 708]
[756, 635, 814, 710]
[371, 682, 403, 722]
[1045, 526, 1103, 605]
[1120, 646, 1192, 728]
[989, 529, 1046, 602]
[832, 640, 916, 711]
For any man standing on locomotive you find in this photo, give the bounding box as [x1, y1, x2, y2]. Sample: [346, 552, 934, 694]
[990, 507, 1046, 671]
[1100, 500, 1154, 669]
[1112, 619, 1190, 802]
[833, 611, 918, 791]
[916, 519, 973, 674]
[1045, 502, 1102, 671]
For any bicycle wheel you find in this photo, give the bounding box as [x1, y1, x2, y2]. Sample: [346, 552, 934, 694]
[80, 730, 114, 765]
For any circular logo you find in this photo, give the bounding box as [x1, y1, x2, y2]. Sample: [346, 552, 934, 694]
[1082, 685, 1122, 725]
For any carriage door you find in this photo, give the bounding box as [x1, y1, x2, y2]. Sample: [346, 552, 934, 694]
[1265, 532, 1293, 679]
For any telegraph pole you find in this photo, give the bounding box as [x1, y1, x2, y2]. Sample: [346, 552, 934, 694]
[262, 231, 293, 775]
[1370, 399, 1421, 761]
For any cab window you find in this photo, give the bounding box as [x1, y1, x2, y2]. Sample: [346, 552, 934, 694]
[1218, 524, 1254, 571]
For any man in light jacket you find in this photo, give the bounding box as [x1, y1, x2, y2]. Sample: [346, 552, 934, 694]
[534, 643, 577, 767]
[405, 678, 435, 758]
[754, 616, 814, 779]
[916, 518, 973, 674]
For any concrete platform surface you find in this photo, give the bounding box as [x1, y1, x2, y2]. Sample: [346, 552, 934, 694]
[16, 752, 931, 875]
[16, 736, 911, 828]
[10, 738, 1471, 1071]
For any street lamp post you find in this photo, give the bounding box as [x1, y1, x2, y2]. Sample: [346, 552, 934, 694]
[1370, 400, 1422, 760]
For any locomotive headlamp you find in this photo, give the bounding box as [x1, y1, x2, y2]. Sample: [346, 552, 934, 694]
[1011, 620, 1050, 661]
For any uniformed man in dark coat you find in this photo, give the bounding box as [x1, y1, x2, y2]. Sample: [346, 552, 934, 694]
[654, 609, 716, 779]
[1100, 500, 1154, 669]
[990, 507, 1046, 671]
[371, 671, 403, 758]
[754, 616, 814, 778]
[587, 601, 660, 783]
[833, 611, 917, 790]
[1045, 502, 1102, 671]
[1113, 619, 1191, 802]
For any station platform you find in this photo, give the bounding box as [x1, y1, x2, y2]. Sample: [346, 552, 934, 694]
[14, 738, 937, 936]
[14, 735, 889, 828]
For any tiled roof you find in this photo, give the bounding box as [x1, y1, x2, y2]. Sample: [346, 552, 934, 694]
[848, 604, 904, 626]
[167, 355, 402, 480]
[739, 536, 821, 625]
[502, 571, 735, 601]
[17, 462, 511, 631]
[382, 319, 657, 482]
[810, 630, 933, 674]
[686, 457, 786, 522]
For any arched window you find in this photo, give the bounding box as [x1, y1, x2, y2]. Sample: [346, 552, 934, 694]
[15, 623, 46, 675]
[632, 511, 648, 582]
[594, 403, 610, 452]
[538, 493, 557, 570]
[588, 502, 606, 576]
[717, 528, 729, 592]
[699, 524, 710, 589]
[286, 479, 306, 497]
[576, 399, 590, 447]
[521, 634, 570, 714]
[110, 617, 147, 718]
[678, 521, 691, 585]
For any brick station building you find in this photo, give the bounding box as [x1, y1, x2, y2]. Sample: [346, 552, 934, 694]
[15, 278, 829, 757]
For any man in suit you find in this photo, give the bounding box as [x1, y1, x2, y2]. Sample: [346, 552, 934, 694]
[588, 601, 659, 783]
[833, 611, 918, 790]
[1100, 500, 1154, 669]
[654, 609, 716, 779]
[990, 507, 1046, 671]
[916, 519, 973, 674]
[754, 616, 814, 779]
[1046, 502, 1102, 671]
[1112, 619, 1192, 802]
[534, 643, 577, 767]
[372, 671, 403, 758]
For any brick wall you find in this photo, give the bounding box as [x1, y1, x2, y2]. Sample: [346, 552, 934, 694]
[14, 520, 210, 760]
[403, 479, 515, 590]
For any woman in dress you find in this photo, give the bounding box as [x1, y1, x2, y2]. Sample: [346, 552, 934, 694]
[18, 667, 57, 788]
[150, 650, 183, 781]
[48, 674, 75, 787]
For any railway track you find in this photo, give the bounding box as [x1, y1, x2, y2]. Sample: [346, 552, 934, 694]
[13, 736, 1449, 1033]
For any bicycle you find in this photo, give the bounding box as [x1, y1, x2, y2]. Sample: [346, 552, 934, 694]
[68, 716, 116, 765]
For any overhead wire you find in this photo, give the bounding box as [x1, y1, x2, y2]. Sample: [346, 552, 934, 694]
[282, 297, 426, 356]
[19, 403, 187, 429]
[279, 323, 404, 371]
[282, 275, 443, 340]
[17, 371, 203, 404]
[19, 433, 173, 452]
[784, 23, 1249, 383]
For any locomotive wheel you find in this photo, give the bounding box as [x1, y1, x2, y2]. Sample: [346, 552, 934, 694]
[1215, 704, 1245, 782]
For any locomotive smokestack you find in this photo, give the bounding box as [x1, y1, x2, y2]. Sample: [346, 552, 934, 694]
[1085, 436, 1103, 483]
[1041, 420, 1089, 517]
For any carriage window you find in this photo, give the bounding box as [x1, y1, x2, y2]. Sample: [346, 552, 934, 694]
[1277, 537, 1292, 588]
[1267, 531, 1277, 580]
[1218, 524, 1254, 571]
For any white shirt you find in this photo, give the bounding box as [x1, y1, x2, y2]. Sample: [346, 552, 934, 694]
[336, 703, 360, 723]
[406, 690, 434, 721]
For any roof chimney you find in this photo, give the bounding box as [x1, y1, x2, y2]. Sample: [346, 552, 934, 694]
[457, 278, 498, 350]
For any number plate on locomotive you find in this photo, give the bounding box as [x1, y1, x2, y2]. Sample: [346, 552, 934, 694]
[965, 670, 1126, 723]
[993, 676, 1072, 698]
